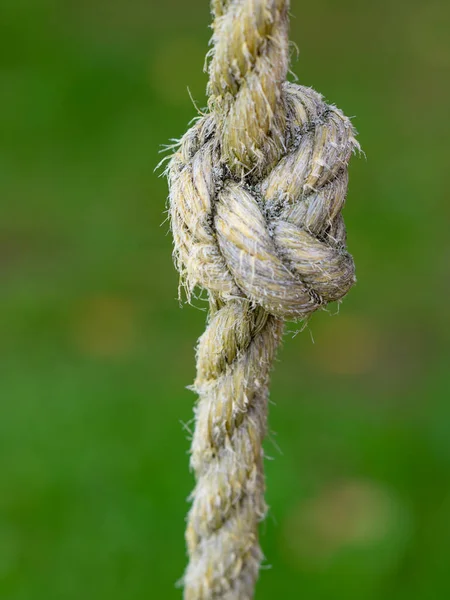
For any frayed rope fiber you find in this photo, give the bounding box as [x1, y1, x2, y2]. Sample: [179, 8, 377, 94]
[167, 1, 359, 598]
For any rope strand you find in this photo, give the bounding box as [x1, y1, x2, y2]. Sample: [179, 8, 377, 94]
[167, 1, 359, 597]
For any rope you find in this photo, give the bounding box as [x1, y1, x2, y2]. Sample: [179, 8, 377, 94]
[167, 1, 359, 598]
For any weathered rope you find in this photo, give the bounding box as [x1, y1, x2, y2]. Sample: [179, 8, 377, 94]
[167, 1, 359, 598]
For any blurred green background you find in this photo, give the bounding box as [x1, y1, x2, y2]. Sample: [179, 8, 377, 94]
[1, 0, 449, 598]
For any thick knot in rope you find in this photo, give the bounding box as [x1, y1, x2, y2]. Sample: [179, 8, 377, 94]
[167, 1, 359, 599]
[170, 83, 358, 320]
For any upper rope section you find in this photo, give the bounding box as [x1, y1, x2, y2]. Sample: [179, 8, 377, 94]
[208, 0, 290, 177]
[169, 0, 360, 321]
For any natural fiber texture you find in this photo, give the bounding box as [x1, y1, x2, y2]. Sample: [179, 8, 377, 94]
[167, 1, 359, 598]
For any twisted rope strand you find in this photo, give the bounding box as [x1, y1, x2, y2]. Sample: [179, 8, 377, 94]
[208, 0, 290, 177]
[168, 1, 359, 597]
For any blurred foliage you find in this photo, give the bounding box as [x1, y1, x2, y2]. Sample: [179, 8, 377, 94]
[1, 0, 449, 598]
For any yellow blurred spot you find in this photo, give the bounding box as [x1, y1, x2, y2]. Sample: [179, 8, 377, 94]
[72, 295, 137, 359]
[282, 480, 400, 567]
[151, 37, 207, 106]
[312, 315, 380, 375]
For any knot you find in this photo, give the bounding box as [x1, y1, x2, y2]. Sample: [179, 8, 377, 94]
[169, 83, 359, 321]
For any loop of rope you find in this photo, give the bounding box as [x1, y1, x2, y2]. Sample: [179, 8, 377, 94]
[167, 1, 358, 598]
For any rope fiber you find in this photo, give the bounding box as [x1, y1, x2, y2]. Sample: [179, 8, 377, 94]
[167, 1, 359, 597]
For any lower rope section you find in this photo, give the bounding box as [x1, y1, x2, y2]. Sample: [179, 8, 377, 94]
[184, 299, 283, 600]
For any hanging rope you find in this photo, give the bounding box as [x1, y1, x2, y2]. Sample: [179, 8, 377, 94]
[167, 1, 359, 598]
